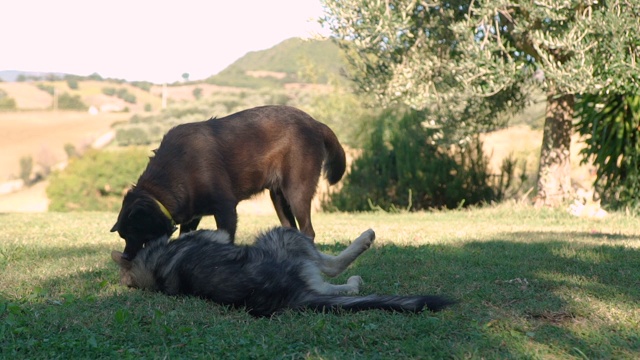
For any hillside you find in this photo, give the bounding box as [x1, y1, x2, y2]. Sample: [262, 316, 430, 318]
[0, 38, 345, 111]
[206, 38, 346, 88]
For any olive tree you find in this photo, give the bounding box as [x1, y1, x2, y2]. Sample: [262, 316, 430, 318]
[321, 0, 640, 206]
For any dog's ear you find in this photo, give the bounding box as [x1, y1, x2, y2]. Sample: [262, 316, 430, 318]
[111, 250, 132, 269]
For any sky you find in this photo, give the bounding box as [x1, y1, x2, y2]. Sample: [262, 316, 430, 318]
[1, 0, 330, 84]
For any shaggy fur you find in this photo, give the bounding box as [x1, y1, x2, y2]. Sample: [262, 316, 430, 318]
[111, 105, 346, 260]
[111, 227, 455, 317]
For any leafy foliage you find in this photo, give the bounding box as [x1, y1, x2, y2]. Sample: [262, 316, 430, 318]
[36, 84, 55, 96]
[116, 127, 150, 146]
[322, 1, 639, 109]
[576, 93, 640, 210]
[102, 87, 116, 96]
[0, 89, 16, 110]
[102, 87, 137, 103]
[47, 148, 150, 211]
[130, 81, 152, 92]
[66, 78, 79, 90]
[57, 92, 87, 110]
[321, 0, 640, 205]
[112, 86, 365, 149]
[325, 108, 521, 211]
[19, 156, 33, 185]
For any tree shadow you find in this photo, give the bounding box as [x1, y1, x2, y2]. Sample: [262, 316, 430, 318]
[3, 231, 638, 358]
[318, 230, 639, 358]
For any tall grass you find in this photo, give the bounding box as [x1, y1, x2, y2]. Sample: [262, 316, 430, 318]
[1, 205, 639, 358]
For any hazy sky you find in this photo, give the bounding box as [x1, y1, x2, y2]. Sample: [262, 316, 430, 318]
[1, 0, 329, 83]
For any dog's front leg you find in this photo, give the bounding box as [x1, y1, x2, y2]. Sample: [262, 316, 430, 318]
[180, 217, 202, 234]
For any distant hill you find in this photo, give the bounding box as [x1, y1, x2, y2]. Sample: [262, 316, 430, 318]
[0, 38, 348, 111]
[206, 38, 346, 88]
[0, 70, 69, 82]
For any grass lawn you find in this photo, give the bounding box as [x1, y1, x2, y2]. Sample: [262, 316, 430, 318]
[1, 204, 639, 359]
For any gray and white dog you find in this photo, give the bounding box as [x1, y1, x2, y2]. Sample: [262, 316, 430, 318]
[111, 227, 454, 317]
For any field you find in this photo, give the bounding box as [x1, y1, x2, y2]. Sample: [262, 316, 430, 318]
[0, 111, 128, 181]
[1, 206, 639, 358]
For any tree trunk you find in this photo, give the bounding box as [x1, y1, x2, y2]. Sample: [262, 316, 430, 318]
[534, 89, 574, 207]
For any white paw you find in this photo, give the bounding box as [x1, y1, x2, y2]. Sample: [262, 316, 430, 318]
[345, 275, 363, 294]
[354, 229, 375, 250]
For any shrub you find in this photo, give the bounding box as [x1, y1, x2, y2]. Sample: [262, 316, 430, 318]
[324, 108, 517, 212]
[47, 148, 151, 211]
[0, 97, 16, 110]
[57, 92, 87, 110]
[19, 156, 33, 185]
[116, 88, 136, 104]
[193, 87, 203, 100]
[37, 84, 55, 96]
[116, 127, 150, 146]
[102, 87, 117, 96]
[131, 81, 152, 92]
[0, 89, 16, 110]
[66, 78, 79, 90]
[64, 143, 79, 159]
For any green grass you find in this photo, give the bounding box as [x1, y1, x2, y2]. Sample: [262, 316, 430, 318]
[1, 205, 640, 359]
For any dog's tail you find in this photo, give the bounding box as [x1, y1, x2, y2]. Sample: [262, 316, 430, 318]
[302, 294, 455, 313]
[320, 125, 346, 185]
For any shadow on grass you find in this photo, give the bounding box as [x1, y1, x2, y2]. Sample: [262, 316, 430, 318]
[3, 231, 639, 358]
[317, 230, 640, 358]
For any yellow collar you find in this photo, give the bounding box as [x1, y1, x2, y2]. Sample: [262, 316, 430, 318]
[153, 198, 175, 225]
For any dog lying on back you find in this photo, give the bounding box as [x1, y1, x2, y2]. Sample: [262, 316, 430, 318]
[111, 227, 454, 317]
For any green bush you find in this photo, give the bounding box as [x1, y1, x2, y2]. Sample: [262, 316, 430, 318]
[116, 88, 136, 104]
[0, 89, 16, 110]
[47, 148, 150, 211]
[19, 156, 33, 185]
[57, 92, 87, 110]
[66, 78, 79, 90]
[116, 127, 150, 146]
[193, 87, 203, 100]
[102, 87, 116, 96]
[37, 84, 55, 96]
[131, 81, 152, 92]
[101, 87, 136, 103]
[324, 108, 515, 212]
[64, 143, 79, 159]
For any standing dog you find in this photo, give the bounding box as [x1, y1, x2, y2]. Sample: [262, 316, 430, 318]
[111, 105, 346, 260]
[111, 227, 454, 317]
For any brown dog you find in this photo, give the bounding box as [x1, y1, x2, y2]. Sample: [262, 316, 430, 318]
[111, 105, 346, 260]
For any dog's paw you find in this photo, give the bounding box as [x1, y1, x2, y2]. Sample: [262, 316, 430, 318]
[354, 229, 375, 250]
[345, 275, 363, 294]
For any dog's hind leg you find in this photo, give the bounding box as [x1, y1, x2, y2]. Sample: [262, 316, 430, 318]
[317, 229, 375, 277]
[270, 189, 298, 229]
[301, 263, 364, 295]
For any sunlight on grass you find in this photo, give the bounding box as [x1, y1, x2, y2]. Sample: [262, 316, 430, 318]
[1, 205, 640, 358]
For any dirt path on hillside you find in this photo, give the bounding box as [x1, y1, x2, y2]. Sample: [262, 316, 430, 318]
[0, 180, 49, 212]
